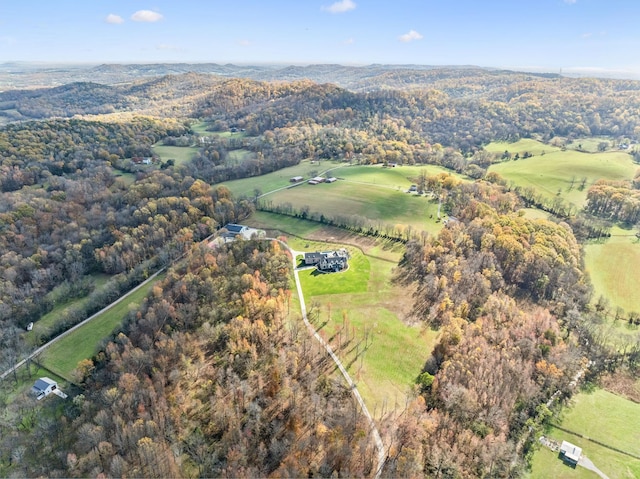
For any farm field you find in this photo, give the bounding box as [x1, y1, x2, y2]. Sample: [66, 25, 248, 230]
[487, 139, 636, 207]
[296, 239, 436, 413]
[221, 160, 333, 198]
[41, 276, 162, 380]
[530, 389, 640, 479]
[261, 180, 443, 234]
[584, 231, 640, 315]
[152, 144, 198, 165]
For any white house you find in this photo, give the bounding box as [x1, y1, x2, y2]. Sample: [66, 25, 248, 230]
[560, 440, 582, 466]
[31, 377, 58, 400]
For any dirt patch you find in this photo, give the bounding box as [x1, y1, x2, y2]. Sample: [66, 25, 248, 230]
[600, 370, 640, 403]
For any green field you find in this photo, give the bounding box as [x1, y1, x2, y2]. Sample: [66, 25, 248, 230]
[263, 180, 443, 234]
[41, 276, 161, 379]
[566, 137, 612, 153]
[152, 144, 199, 165]
[25, 274, 112, 347]
[530, 389, 640, 479]
[584, 232, 640, 315]
[221, 161, 338, 198]
[296, 239, 436, 413]
[189, 121, 211, 135]
[528, 447, 598, 479]
[487, 139, 636, 207]
[485, 138, 562, 157]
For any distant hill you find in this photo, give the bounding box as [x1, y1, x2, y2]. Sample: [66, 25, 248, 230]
[0, 62, 560, 92]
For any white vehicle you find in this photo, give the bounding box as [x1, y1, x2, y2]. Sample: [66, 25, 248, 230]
[26, 322, 34, 331]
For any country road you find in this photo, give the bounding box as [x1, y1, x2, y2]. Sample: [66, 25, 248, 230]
[283, 242, 386, 478]
[0, 267, 165, 382]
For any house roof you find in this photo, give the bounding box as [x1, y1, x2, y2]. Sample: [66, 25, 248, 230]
[33, 377, 56, 391]
[305, 252, 324, 259]
[224, 224, 246, 233]
[560, 440, 582, 463]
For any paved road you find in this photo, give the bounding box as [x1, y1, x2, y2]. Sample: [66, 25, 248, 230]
[0, 268, 165, 382]
[283, 242, 386, 478]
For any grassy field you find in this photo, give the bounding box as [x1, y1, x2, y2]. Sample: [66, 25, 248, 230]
[295, 238, 436, 413]
[566, 137, 612, 153]
[487, 139, 636, 208]
[113, 171, 136, 186]
[24, 274, 112, 347]
[221, 160, 336, 198]
[189, 121, 211, 135]
[530, 389, 640, 479]
[261, 180, 443, 234]
[485, 138, 562, 157]
[41, 276, 162, 379]
[152, 144, 199, 166]
[528, 447, 599, 479]
[584, 232, 640, 314]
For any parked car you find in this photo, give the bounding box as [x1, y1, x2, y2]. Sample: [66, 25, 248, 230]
[26, 322, 33, 331]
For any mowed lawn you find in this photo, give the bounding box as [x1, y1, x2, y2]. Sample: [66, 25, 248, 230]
[487, 140, 636, 207]
[263, 181, 442, 233]
[42, 276, 161, 379]
[152, 144, 199, 166]
[530, 389, 640, 479]
[584, 233, 640, 314]
[297, 241, 436, 413]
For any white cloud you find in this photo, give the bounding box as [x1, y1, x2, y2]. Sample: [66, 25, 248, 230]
[343, 38, 355, 45]
[322, 0, 356, 14]
[581, 32, 592, 38]
[399, 30, 423, 43]
[105, 14, 124, 24]
[131, 10, 163, 23]
[564, 0, 577, 4]
[238, 39, 252, 47]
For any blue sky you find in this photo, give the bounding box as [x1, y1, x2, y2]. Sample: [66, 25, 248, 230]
[1, 0, 639, 75]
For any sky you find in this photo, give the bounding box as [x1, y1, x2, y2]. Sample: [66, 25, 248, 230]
[1, 0, 640, 76]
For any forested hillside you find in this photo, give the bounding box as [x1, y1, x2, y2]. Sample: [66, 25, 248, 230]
[3, 71, 640, 152]
[3, 241, 377, 477]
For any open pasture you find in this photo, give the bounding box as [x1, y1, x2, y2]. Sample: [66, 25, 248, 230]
[488, 142, 636, 207]
[485, 138, 561, 157]
[152, 144, 199, 165]
[261, 180, 443, 233]
[221, 161, 335, 198]
[584, 232, 640, 315]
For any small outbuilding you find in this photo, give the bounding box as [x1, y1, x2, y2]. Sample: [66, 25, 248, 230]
[290, 176, 304, 183]
[31, 377, 58, 400]
[326, 177, 337, 183]
[560, 440, 582, 466]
